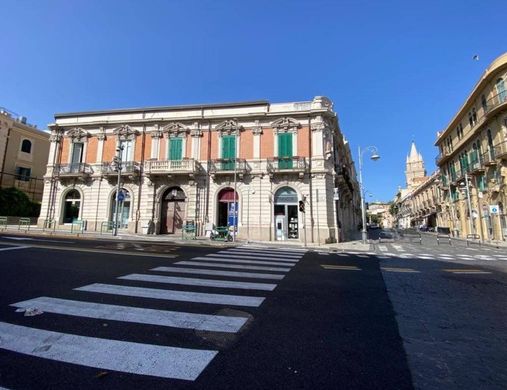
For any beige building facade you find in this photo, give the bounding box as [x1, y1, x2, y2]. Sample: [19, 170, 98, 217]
[0, 108, 50, 202]
[435, 53, 507, 240]
[39, 97, 361, 243]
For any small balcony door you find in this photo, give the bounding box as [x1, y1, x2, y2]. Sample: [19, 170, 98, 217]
[169, 138, 182, 161]
[221, 135, 236, 170]
[71, 142, 83, 172]
[278, 133, 293, 169]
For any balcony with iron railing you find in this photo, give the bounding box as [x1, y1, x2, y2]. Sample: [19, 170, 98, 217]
[484, 91, 507, 118]
[209, 159, 248, 176]
[55, 163, 93, 177]
[101, 161, 140, 176]
[144, 159, 199, 176]
[494, 140, 507, 160]
[266, 157, 307, 178]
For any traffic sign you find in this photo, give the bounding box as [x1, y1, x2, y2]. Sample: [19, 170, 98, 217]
[489, 205, 499, 214]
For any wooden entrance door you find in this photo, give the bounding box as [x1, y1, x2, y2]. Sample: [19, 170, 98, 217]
[161, 200, 185, 234]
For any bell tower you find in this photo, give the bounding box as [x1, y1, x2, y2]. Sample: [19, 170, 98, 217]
[405, 142, 426, 189]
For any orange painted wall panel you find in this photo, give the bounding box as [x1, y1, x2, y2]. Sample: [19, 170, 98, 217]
[86, 138, 98, 163]
[134, 135, 144, 161]
[103, 138, 116, 162]
[60, 139, 70, 163]
[211, 131, 219, 159]
[144, 135, 153, 159]
[298, 126, 310, 157]
[160, 137, 167, 160]
[200, 131, 210, 161]
[239, 130, 253, 159]
[185, 134, 192, 158]
[260, 128, 274, 158]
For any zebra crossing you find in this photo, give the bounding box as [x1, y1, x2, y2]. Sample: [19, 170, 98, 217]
[0, 246, 305, 381]
[376, 244, 507, 261]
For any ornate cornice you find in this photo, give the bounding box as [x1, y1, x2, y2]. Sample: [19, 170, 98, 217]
[190, 128, 203, 137]
[271, 117, 301, 133]
[163, 122, 190, 138]
[252, 120, 263, 135]
[215, 119, 243, 135]
[65, 127, 90, 142]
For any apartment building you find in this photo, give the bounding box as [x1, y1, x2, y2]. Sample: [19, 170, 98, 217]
[435, 53, 507, 240]
[38, 96, 361, 243]
[0, 108, 50, 202]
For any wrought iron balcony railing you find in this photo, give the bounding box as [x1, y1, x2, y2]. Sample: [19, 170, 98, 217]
[266, 156, 307, 173]
[494, 141, 507, 160]
[209, 159, 248, 174]
[101, 161, 140, 175]
[55, 163, 93, 176]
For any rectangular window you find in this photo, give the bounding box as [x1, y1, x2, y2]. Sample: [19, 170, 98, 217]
[15, 167, 31, 181]
[169, 138, 182, 161]
[278, 133, 293, 169]
[477, 174, 486, 192]
[119, 139, 133, 162]
[221, 135, 236, 170]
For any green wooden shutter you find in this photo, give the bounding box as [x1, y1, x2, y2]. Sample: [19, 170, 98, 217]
[221, 135, 236, 170]
[278, 133, 293, 169]
[169, 138, 182, 161]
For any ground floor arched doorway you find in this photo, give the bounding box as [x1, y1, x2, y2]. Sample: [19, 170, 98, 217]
[160, 187, 186, 234]
[62, 189, 81, 224]
[217, 188, 238, 228]
[274, 186, 299, 240]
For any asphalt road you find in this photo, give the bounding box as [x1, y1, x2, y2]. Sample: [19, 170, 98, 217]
[0, 232, 505, 389]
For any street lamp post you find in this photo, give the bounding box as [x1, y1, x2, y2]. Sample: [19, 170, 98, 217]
[460, 171, 475, 236]
[358, 146, 380, 244]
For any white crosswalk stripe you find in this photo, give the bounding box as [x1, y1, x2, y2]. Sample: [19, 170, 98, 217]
[176, 261, 291, 272]
[1, 247, 305, 381]
[209, 253, 299, 262]
[0, 321, 217, 381]
[152, 266, 285, 280]
[75, 283, 266, 307]
[201, 255, 297, 266]
[119, 273, 277, 291]
[11, 296, 248, 332]
[378, 245, 388, 252]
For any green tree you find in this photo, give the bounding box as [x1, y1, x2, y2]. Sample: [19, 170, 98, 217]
[0, 187, 41, 217]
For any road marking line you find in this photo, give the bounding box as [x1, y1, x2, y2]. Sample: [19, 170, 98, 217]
[356, 255, 368, 258]
[8, 244, 177, 258]
[392, 245, 405, 252]
[11, 296, 248, 333]
[206, 254, 298, 263]
[321, 265, 361, 271]
[197, 256, 295, 267]
[176, 261, 290, 272]
[0, 321, 217, 380]
[417, 256, 435, 260]
[151, 266, 284, 280]
[443, 269, 492, 274]
[238, 246, 307, 253]
[381, 267, 420, 273]
[378, 246, 388, 252]
[76, 283, 265, 307]
[0, 245, 31, 252]
[221, 250, 301, 259]
[119, 273, 277, 291]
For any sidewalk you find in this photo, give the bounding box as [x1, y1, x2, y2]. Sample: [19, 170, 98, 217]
[0, 225, 373, 252]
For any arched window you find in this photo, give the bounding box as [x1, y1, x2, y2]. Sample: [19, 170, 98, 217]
[274, 186, 298, 204]
[496, 78, 506, 102]
[63, 190, 81, 224]
[21, 139, 32, 153]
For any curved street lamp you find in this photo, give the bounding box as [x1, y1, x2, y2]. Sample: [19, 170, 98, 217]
[358, 145, 381, 243]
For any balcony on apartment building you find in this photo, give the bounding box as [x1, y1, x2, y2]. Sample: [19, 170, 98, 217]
[209, 158, 249, 178]
[494, 140, 507, 160]
[54, 163, 93, 180]
[484, 91, 507, 118]
[267, 156, 307, 178]
[101, 161, 141, 180]
[144, 158, 199, 178]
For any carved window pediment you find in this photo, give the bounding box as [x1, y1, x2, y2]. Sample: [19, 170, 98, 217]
[65, 128, 90, 142]
[271, 117, 301, 133]
[215, 119, 243, 136]
[163, 122, 190, 138]
[113, 125, 139, 141]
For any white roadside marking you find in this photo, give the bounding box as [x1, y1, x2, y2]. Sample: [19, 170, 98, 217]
[119, 273, 277, 291]
[381, 267, 420, 273]
[0, 245, 31, 252]
[11, 296, 247, 333]
[76, 283, 265, 307]
[0, 321, 216, 381]
[176, 261, 290, 272]
[392, 245, 405, 252]
[222, 249, 302, 258]
[151, 266, 284, 280]
[378, 246, 388, 252]
[239, 246, 307, 253]
[199, 256, 295, 266]
[417, 256, 435, 260]
[211, 253, 299, 262]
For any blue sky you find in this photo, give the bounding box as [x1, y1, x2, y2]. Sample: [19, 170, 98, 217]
[1, 0, 505, 201]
